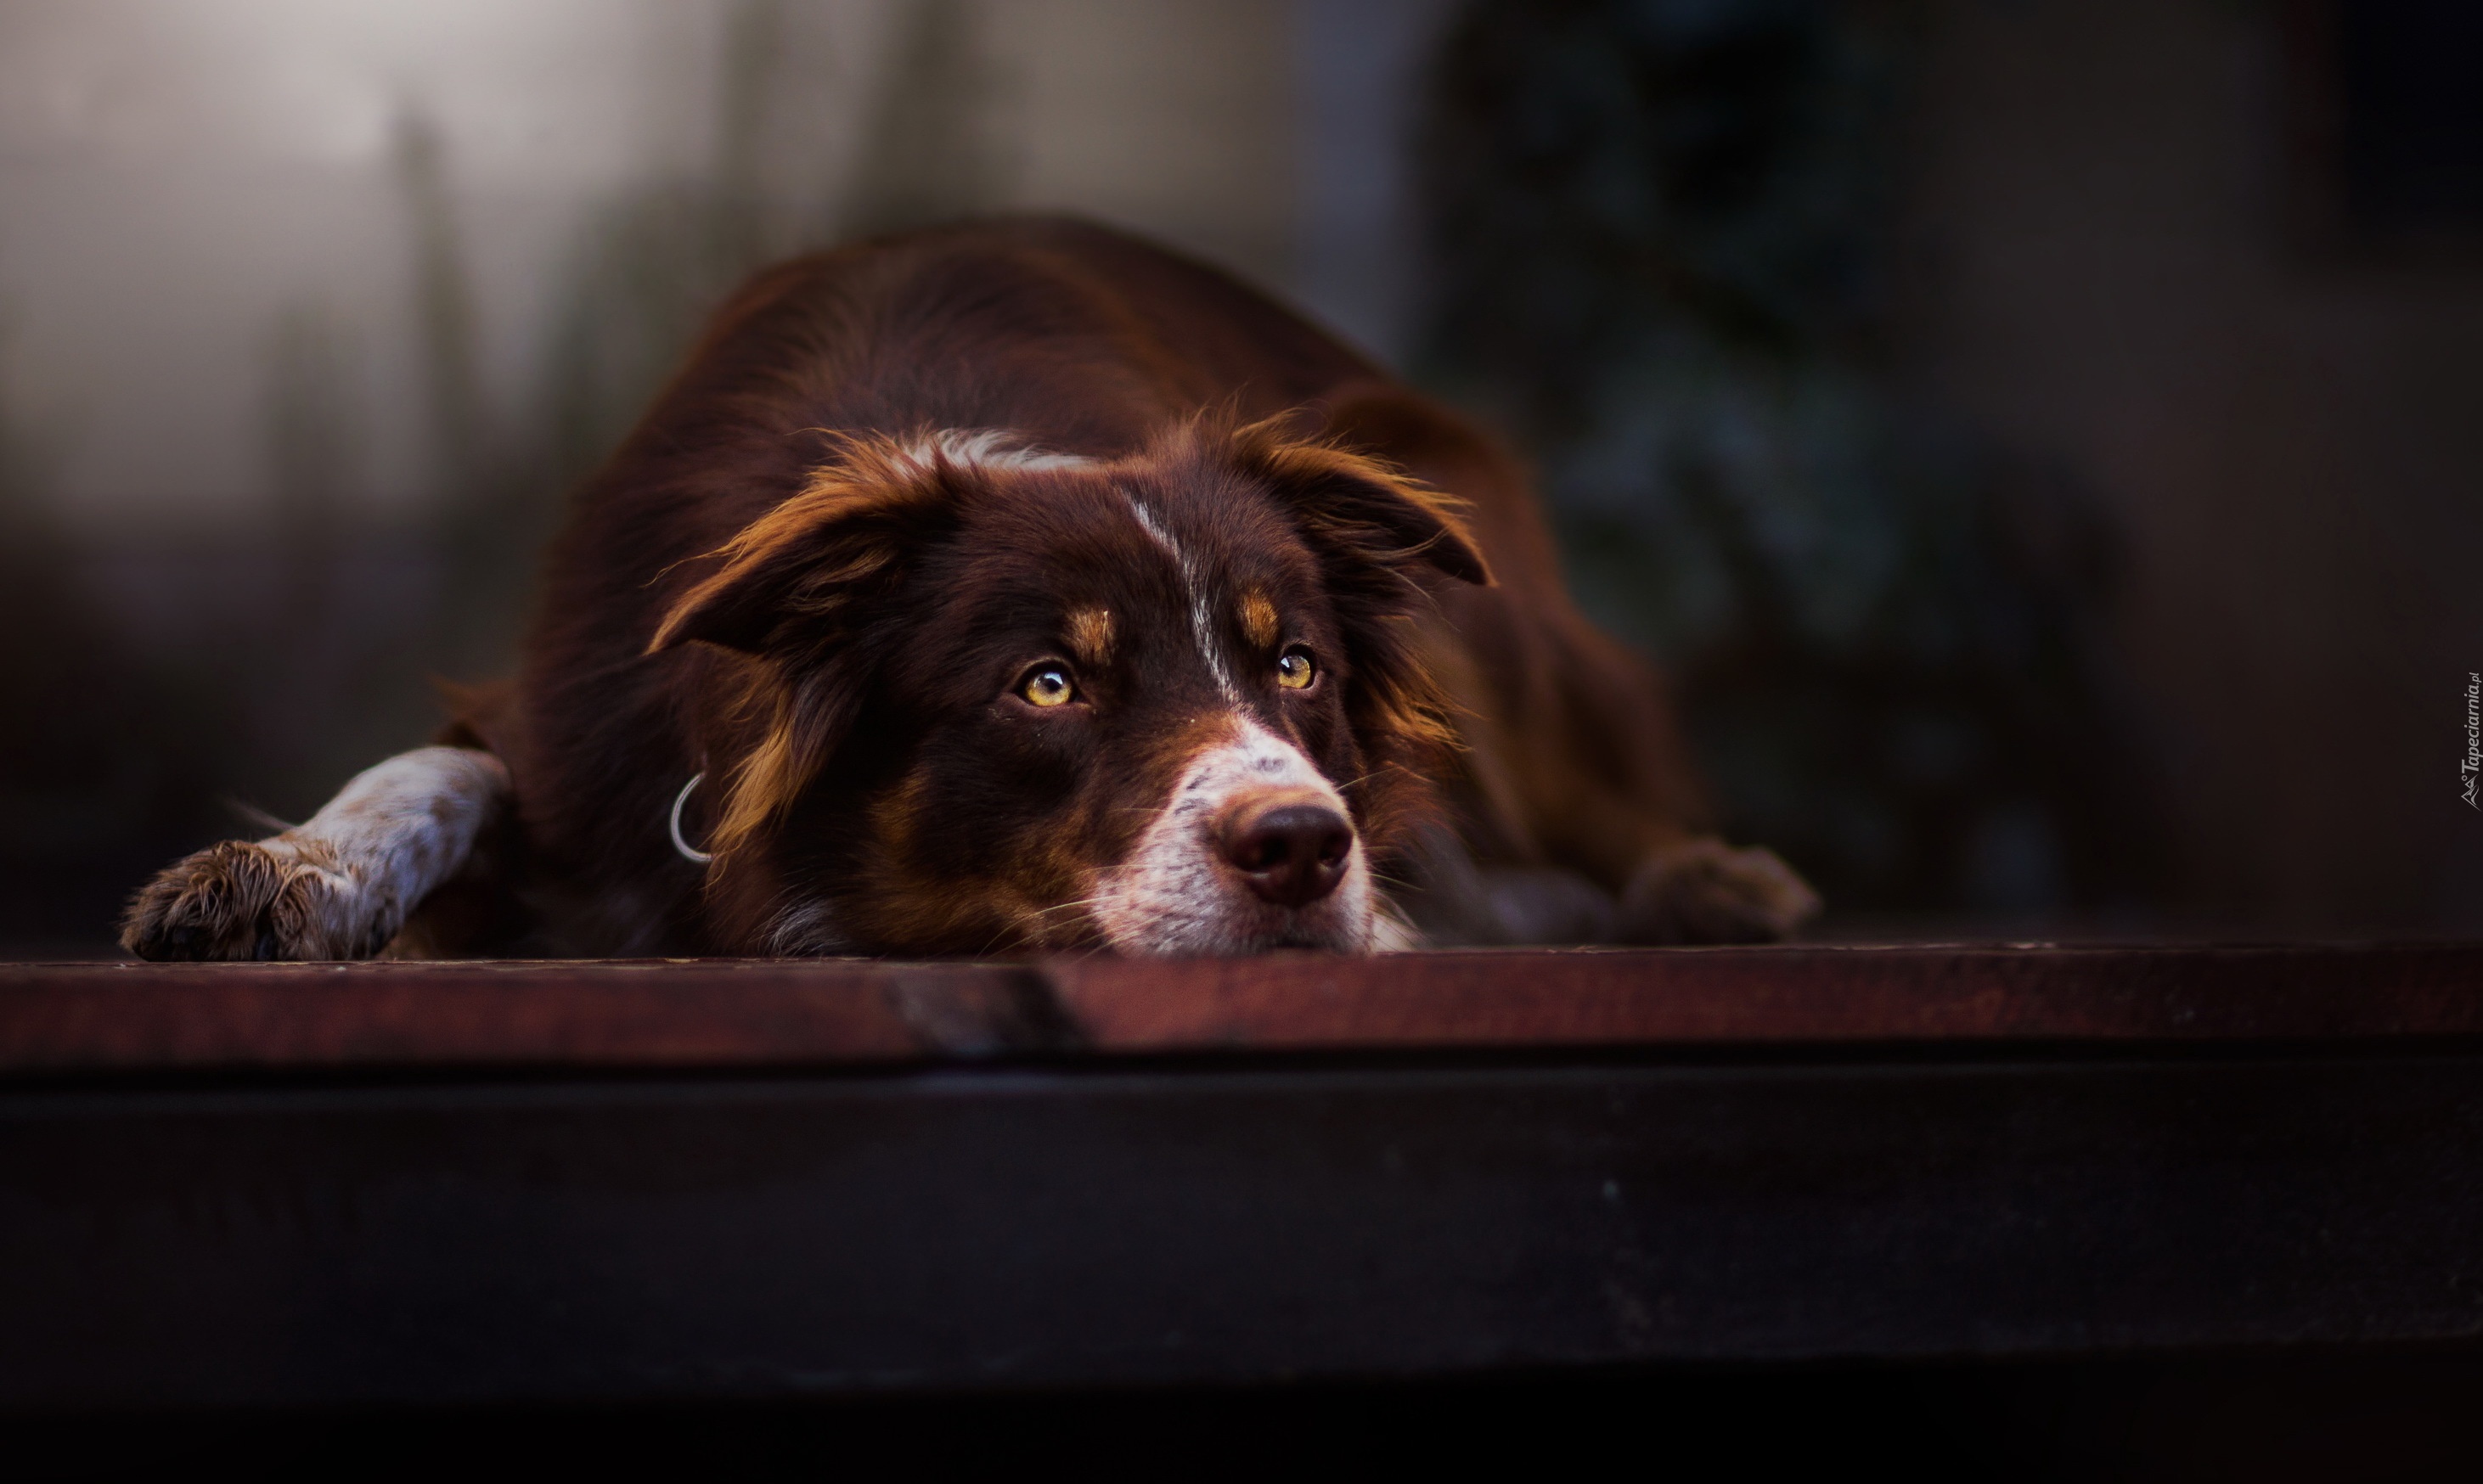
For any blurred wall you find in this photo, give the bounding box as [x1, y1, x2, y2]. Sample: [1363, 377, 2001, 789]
[0, 0, 1326, 538]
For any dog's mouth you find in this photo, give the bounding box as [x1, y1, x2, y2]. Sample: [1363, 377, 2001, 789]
[1086, 720, 1380, 955]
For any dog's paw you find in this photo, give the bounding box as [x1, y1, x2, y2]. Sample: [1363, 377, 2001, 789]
[119, 839, 389, 961]
[1619, 838, 1821, 945]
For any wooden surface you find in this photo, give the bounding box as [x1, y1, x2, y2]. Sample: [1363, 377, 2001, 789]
[2, 942, 2480, 1071]
[8, 942, 2483, 1409]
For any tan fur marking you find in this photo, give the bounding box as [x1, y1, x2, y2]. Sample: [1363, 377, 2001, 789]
[713, 711, 804, 863]
[870, 766, 934, 858]
[1066, 606, 1116, 668]
[1239, 590, 1279, 649]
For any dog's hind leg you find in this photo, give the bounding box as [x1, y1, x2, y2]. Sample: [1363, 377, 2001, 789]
[121, 746, 511, 961]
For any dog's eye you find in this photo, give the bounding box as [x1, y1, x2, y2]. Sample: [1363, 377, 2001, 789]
[1275, 645, 1316, 690]
[1018, 666, 1076, 707]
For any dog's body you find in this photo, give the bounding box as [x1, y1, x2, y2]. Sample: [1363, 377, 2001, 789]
[125, 218, 1815, 960]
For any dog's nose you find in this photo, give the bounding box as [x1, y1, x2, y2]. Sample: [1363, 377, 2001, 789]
[1219, 797, 1354, 908]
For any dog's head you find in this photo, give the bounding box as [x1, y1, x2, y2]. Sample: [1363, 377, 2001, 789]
[649, 416, 1490, 955]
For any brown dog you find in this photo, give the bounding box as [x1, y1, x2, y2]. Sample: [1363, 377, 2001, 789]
[121, 217, 1816, 960]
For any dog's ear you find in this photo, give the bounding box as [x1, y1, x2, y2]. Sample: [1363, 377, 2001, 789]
[649, 446, 962, 657]
[1224, 415, 1492, 590]
[647, 441, 966, 860]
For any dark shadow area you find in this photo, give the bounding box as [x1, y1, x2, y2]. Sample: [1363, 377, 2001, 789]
[16, 1347, 2483, 1482]
[1414, 0, 2154, 924]
[1411, 0, 2480, 937]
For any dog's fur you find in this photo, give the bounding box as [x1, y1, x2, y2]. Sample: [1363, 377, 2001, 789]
[124, 217, 1816, 960]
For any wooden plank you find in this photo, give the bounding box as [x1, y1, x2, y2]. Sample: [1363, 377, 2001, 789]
[0, 958, 1008, 1071]
[3, 944, 2481, 1072]
[1043, 942, 2483, 1051]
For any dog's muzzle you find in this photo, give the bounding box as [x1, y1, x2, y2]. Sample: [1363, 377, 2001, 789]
[1089, 719, 1377, 954]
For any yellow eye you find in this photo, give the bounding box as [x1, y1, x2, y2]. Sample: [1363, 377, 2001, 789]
[1019, 666, 1076, 707]
[1275, 645, 1316, 690]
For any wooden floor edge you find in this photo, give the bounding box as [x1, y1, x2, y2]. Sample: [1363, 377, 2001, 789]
[0, 943, 2479, 1071]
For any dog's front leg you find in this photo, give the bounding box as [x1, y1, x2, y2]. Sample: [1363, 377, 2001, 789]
[121, 746, 511, 961]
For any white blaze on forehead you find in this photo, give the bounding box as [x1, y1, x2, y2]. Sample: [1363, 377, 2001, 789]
[1124, 494, 1243, 703]
[1089, 716, 1379, 954]
[892, 427, 1097, 474]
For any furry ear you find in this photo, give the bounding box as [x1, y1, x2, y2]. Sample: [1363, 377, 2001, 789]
[650, 441, 963, 656]
[647, 439, 966, 859]
[1225, 416, 1493, 589]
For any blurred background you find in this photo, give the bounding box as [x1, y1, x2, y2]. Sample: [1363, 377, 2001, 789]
[0, 0, 2475, 956]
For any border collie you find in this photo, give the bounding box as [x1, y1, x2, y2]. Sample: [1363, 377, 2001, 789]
[122, 217, 1816, 960]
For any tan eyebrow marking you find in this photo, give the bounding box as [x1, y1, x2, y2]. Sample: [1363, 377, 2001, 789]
[1239, 590, 1279, 649]
[1066, 606, 1116, 667]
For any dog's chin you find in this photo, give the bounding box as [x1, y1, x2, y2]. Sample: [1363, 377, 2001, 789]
[1098, 894, 1376, 957]
[1088, 863, 1380, 958]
